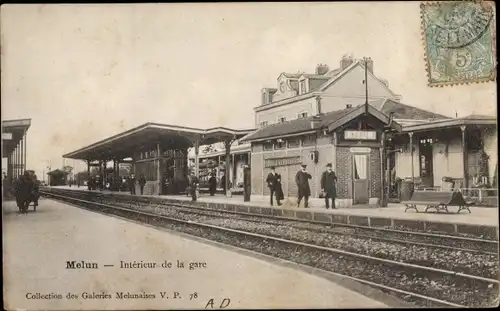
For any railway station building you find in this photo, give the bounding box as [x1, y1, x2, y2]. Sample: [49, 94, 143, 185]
[63, 55, 497, 206]
[2, 118, 31, 191]
[238, 55, 497, 206]
[63, 123, 252, 196]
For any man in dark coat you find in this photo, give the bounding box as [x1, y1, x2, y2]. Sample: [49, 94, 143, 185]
[129, 174, 136, 195]
[220, 173, 226, 194]
[138, 173, 147, 195]
[295, 164, 312, 208]
[190, 172, 200, 201]
[321, 163, 338, 209]
[208, 172, 217, 196]
[266, 166, 283, 206]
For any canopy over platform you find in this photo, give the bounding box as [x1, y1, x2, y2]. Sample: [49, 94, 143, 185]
[2, 119, 31, 157]
[63, 122, 254, 161]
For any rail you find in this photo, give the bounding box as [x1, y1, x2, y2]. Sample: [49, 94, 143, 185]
[40, 191, 499, 307]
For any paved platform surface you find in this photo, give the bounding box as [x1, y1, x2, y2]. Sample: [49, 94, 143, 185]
[52, 186, 499, 227]
[3, 198, 390, 310]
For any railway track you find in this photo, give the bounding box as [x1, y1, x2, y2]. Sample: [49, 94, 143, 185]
[41, 191, 499, 308]
[42, 188, 498, 253]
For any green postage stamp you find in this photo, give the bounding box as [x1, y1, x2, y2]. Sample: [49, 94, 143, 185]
[421, 1, 496, 86]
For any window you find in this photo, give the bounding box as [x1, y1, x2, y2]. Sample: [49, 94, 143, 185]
[287, 138, 301, 148]
[275, 139, 286, 149]
[263, 142, 273, 151]
[353, 155, 368, 180]
[302, 134, 316, 147]
[299, 80, 306, 94]
[260, 121, 269, 128]
[277, 116, 286, 123]
[297, 111, 308, 119]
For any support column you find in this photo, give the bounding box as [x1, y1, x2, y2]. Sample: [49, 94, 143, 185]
[232, 153, 236, 187]
[409, 132, 414, 186]
[223, 139, 234, 196]
[24, 130, 27, 174]
[7, 153, 12, 184]
[14, 146, 18, 178]
[194, 140, 200, 178]
[87, 159, 91, 185]
[157, 143, 161, 195]
[20, 135, 24, 175]
[461, 125, 468, 189]
[380, 131, 386, 207]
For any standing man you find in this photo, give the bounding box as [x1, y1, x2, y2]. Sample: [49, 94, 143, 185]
[138, 173, 146, 195]
[295, 164, 312, 208]
[190, 171, 200, 201]
[321, 163, 338, 209]
[266, 166, 283, 206]
[129, 173, 136, 195]
[208, 172, 217, 196]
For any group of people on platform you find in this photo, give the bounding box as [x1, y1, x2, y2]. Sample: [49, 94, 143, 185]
[12, 171, 40, 212]
[266, 163, 337, 209]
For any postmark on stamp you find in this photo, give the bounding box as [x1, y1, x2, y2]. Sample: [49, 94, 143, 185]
[421, 1, 496, 86]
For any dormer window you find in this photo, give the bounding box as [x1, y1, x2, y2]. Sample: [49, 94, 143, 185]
[299, 80, 307, 94]
[297, 111, 308, 119]
[277, 116, 286, 123]
[260, 121, 269, 128]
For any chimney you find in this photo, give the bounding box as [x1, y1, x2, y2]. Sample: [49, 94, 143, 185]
[346, 104, 352, 109]
[315, 63, 329, 75]
[340, 54, 354, 70]
[366, 58, 374, 74]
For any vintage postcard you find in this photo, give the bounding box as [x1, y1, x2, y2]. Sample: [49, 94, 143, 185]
[2, 2, 498, 310]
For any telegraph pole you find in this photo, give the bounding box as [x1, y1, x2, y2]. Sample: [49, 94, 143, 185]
[363, 57, 371, 116]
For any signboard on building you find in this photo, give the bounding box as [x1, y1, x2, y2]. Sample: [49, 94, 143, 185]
[344, 130, 377, 141]
[2, 133, 13, 140]
[349, 147, 371, 154]
[264, 156, 301, 168]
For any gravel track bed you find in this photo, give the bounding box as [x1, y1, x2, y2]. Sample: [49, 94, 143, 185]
[106, 200, 497, 280]
[45, 189, 497, 240]
[88, 200, 499, 308]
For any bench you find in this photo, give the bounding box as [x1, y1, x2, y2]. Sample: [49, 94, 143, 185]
[401, 191, 474, 213]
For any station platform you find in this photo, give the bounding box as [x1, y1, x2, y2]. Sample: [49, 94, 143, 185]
[2, 198, 396, 310]
[46, 186, 499, 238]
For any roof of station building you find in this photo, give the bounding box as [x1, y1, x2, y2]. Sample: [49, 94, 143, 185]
[2, 119, 31, 157]
[63, 122, 254, 161]
[241, 104, 402, 143]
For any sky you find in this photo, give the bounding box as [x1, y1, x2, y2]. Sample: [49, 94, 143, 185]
[1, 3, 497, 178]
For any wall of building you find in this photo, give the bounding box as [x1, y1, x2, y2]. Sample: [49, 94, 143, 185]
[483, 128, 498, 183]
[322, 65, 397, 99]
[255, 98, 315, 127]
[394, 138, 421, 180]
[250, 134, 335, 198]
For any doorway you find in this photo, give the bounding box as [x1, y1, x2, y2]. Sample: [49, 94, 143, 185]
[353, 154, 369, 204]
[419, 138, 434, 187]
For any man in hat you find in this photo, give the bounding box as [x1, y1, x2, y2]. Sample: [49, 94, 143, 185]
[266, 166, 283, 206]
[295, 164, 312, 208]
[321, 163, 338, 209]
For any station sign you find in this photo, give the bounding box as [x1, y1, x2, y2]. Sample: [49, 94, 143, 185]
[2, 133, 13, 140]
[344, 130, 377, 141]
[264, 156, 301, 168]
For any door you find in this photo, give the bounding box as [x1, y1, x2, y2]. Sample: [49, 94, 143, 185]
[419, 138, 434, 187]
[353, 154, 369, 204]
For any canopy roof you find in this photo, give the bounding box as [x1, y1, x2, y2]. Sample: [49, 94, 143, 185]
[63, 122, 254, 160]
[400, 115, 497, 133]
[2, 119, 31, 157]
